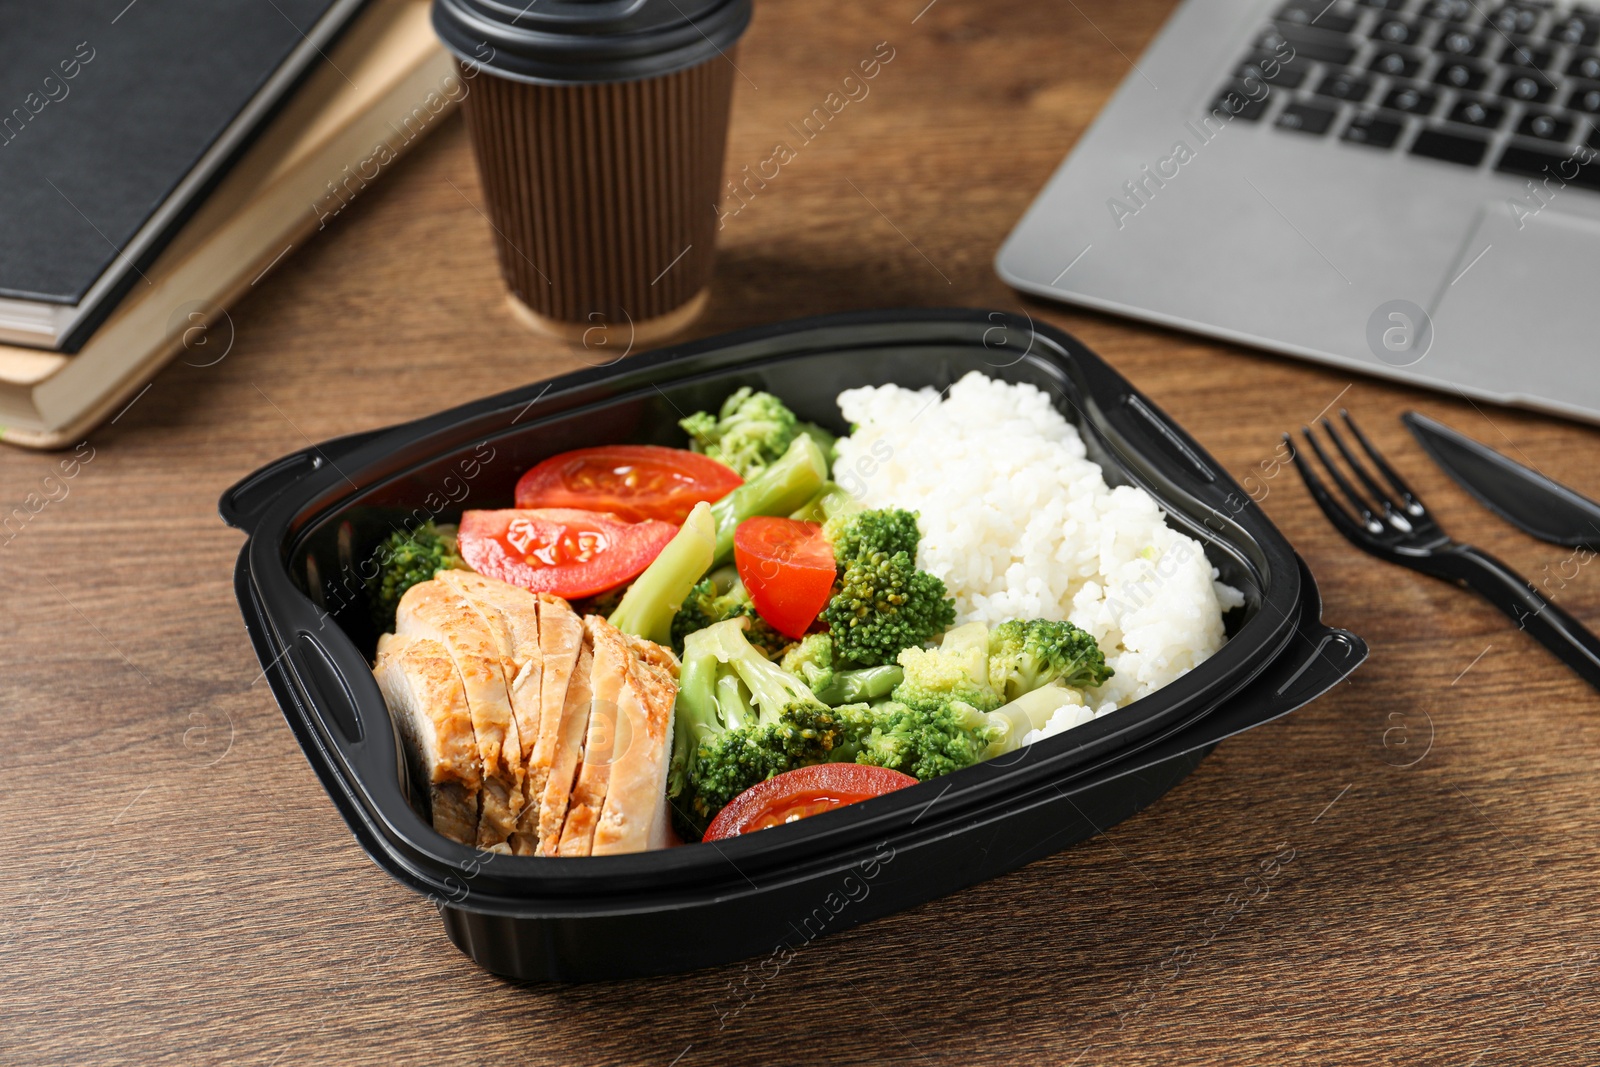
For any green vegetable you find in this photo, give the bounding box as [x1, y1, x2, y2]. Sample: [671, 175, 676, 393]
[889, 619, 1112, 711]
[679, 387, 795, 479]
[608, 500, 715, 645]
[668, 619, 848, 837]
[708, 433, 829, 564]
[987, 619, 1113, 701]
[367, 521, 466, 630]
[833, 699, 994, 781]
[781, 633, 903, 705]
[819, 665, 904, 705]
[665, 617, 1113, 830]
[980, 684, 1088, 760]
[818, 508, 956, 668]
[679, 386, 839, 479]
[835, 684, 1093, 780]
[823, 505, 918, 561]
[671, 573, 789, 659]
[824, 620, 1112, 778]
[677, 388, 786, 478]
[796, 421, 838, 468]
[790, 480, 870, 524]
[891, 622, 1003, 712]
[779, 632, 835, 693]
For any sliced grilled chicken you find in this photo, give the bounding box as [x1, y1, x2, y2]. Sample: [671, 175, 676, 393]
[622, 631, 681, 679]
[373, 633, 482, 846]
[557, 616, 633, 857]
[394, 581, 525, 849]
[537, 639, 592, 856]
[526, 594, 584, 840]
[435, 570, 546, 853]
[592, 650, 678, 856]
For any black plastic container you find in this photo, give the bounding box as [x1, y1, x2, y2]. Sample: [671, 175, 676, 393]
[223, 309, 1365, 981]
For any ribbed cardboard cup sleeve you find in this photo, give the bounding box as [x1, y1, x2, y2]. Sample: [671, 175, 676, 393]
[459, 54, 736, 336]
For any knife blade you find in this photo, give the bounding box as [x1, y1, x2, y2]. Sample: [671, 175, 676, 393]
[1403, 411, 1600, 550]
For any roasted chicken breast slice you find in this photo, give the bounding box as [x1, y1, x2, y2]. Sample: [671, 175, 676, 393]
[528, 595, 584, 834]
[592, 650, 678, 856]
[435, 570, 546, 852]
[373, 633, 482, 846]
[537, 639, 592, 856]
[435, 570, 543, 754]
[556, 616, 633, 857]
[621, 632, 681, 680]
[394, 581, 525, 849]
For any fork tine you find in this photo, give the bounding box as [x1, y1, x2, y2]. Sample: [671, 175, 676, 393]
[1285, 431, 1374, 543]
[1320, 416, 1405, 520]
[1340, 409, 1425, 516]
[1301, 425, 1385, 534]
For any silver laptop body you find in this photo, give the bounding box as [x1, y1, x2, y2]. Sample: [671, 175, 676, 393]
[998, 0, 1600, 424]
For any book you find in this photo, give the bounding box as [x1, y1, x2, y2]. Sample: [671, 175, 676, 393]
[0, 0, 459, 449]
[0, 0, 368, 351]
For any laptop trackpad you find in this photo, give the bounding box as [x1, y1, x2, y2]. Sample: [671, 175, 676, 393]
[1428, 204, 1600, 413]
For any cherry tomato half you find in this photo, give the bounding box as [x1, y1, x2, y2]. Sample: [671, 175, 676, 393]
[458, 508, 676, 598]
[514, 445, 742, 525]
[733, 516, 836, 640]
[703, 763, 919, 840]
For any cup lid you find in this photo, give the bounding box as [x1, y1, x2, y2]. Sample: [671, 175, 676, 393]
[432, 0, 752, 85]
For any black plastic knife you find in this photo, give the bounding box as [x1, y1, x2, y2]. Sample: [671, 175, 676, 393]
[1403, 411, 1600, 550]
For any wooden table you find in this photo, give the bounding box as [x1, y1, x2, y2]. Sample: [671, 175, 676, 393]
[5, 1, 1598, 1062]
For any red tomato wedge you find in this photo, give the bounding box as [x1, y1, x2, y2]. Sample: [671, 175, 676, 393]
[703, 764, 918, 840]
[513, 445, 742, 525]
[458, 508, 676, 598]
[733, 517, 836, 640]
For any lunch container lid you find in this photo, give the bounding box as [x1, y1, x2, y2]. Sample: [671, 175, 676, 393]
[222, 309, 1363, 945]
[431, 0, 753, 85]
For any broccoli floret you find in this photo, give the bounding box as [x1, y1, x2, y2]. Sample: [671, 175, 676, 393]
[782, 633, 905, 705]
[823, 506, 920, 561]
[831, 684, 1096, 780]
[821, 623, 1003, 779]
[671, 574, 788, 659]
[679, 387, 799, 479]
[672, 576, 743, 651]
[678, 386, 840, 479]
[832, 699, 995, 781]
[669, 619, 847, 837]
[609, 501, 716, 645]
[676, 409, 721, 451]
[987, 619, 1114, 701]
[708, 433, 829, 564]
[817, 621, 1112, 782]
[820, 507, 955, 668]
[367, 521, 466, 630]
[780, 632, 835, 693]
[891, 622, 1004, 712]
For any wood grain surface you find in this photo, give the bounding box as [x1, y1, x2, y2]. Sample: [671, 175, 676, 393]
[4, 1, 1598, 1063]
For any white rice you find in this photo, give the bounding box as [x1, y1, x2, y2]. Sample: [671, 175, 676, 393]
[832, 371, 1244, 732]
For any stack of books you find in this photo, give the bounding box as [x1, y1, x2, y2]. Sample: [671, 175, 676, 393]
[0, 0, 456, 448]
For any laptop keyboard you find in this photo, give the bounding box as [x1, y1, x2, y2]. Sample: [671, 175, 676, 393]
[1214, 0, 1600, 189]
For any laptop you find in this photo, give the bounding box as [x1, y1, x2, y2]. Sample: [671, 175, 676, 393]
[997, 0, 1600, 425]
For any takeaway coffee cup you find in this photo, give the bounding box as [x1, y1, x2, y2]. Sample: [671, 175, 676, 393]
[432, 0, 752, 349]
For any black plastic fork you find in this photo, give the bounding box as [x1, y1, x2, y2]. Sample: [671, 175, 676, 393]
[1290, 410, 1600, 692]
